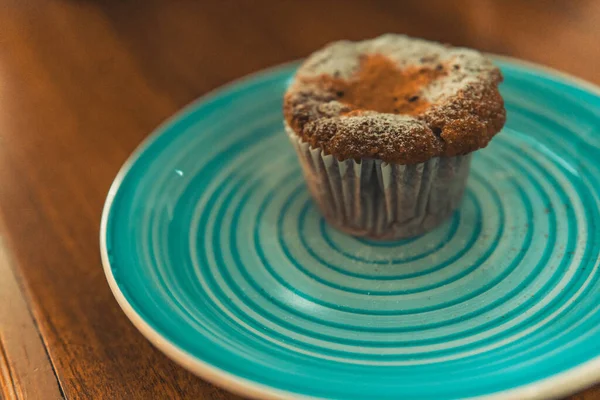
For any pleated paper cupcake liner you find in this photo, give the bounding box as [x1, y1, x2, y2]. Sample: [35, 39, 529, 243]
[286, 124, 471, 239]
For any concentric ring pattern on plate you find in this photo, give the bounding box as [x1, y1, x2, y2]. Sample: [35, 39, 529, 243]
[101, 59, 600, 400]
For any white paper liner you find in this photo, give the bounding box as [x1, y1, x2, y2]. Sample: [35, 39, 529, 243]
[286, 124, 472, 239]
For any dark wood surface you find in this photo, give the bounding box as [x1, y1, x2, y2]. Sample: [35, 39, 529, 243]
[0, 1, 599, 399]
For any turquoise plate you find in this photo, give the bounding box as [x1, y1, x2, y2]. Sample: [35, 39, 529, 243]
[101, 57, 600, 400]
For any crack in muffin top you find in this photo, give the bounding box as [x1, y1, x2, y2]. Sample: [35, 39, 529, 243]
[284, 34, 506, 164]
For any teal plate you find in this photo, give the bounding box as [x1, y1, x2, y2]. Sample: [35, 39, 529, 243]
[101, 57, 600, 400]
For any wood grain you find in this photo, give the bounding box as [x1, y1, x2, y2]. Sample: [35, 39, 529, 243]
[0, 0, 598, 398]
[0, 230, 63, 400]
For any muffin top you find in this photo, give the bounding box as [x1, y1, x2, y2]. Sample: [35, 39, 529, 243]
[283, 34, 506, 164]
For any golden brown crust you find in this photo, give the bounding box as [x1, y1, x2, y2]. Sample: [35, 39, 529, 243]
[283, 35, 506, 164]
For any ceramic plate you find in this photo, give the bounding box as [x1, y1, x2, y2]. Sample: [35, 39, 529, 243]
[101, 57, 600, 400]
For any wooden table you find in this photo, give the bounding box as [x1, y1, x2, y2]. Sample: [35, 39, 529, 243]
[0, 1, 599, 399]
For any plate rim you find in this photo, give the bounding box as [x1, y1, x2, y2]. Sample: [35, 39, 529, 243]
[100, 55, 600, 400]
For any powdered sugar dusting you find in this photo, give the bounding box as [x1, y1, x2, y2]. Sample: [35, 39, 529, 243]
[333, 112, 424, 142]
[298, 34, 498, 104]
[284, 34, 506, 163]
[329, 113, 433, 158]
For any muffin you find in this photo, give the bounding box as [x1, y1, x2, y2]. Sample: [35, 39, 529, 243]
[283, 34, 506, 239]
